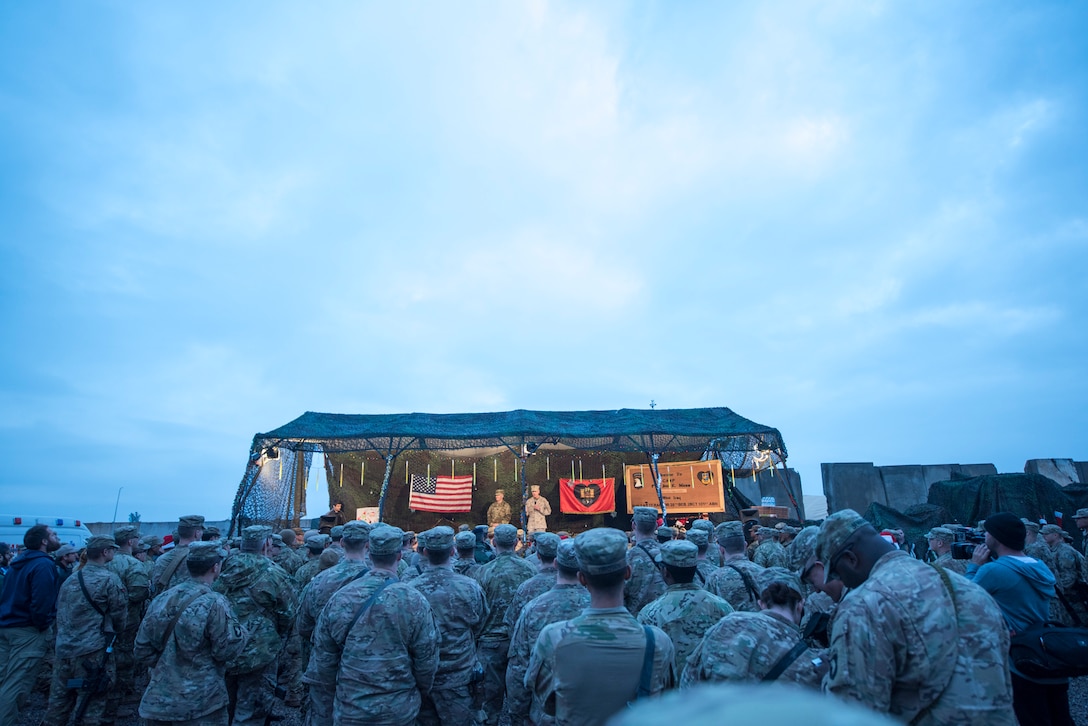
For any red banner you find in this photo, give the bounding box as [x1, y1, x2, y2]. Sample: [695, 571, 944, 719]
[559, 478, 615, 514]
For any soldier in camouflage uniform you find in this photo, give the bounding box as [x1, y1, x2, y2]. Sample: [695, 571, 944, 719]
[293, 533, 330, 588]
[682, 529, 717, 588]
[271, 530, 305, 576]
[926, 527, 968, 575]
[504, 532, 560, 632]
[682, 567, 826, 689]
[752, 527, 789, 569]
[474, 523, 536, 726]
[705, 521, 764, 613]
[453, 531, 481, 577]
[306, 526, 439, 726]
[506, 539, 589, 726]
[134, 541, 248, 725]
[787, 526, 819, 573]
[296, 521, 372, 723]
[488, 489, 513, 528]
[474, 524, 496, 565]
[1076, 509, 1088, 556]
[1021, 520, 1055, 571]
[638, 540, 733, 672]
[407, 526, 489, 726]
[525, 528, 675, 726]
[689, 519, 721, 567]
[624, 507, 665, 616]
[43, 535, 127, 726]
[214, 525, 298, 726]
[817, 509, 1014, 725]
[1041, 523, 1088, 624]
[150, 515, 205, 597]
[104, 524, 150, 718]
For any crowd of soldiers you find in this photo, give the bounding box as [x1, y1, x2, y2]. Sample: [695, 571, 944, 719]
[0, 501, 1086, 726]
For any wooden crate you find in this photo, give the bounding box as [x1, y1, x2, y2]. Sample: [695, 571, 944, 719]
[754, 506, 790, 519]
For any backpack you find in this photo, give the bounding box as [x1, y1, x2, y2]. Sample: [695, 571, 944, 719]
[1009, 621, 1088, 680]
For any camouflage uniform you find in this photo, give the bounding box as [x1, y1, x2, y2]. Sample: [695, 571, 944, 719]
[214, 546, 297, 726]
[150, 542, 193, 596]
[682, 609, 827, 688]
[704, 557, 764, 613]
[504, 567, 557, 633]
[623, 540, 665, 615]
[305, 568, 439, 726]
[44, 556, 127, 726]
[823, 549, 1014, 724]
[105, 541, 150, 710]
[453, 555, 480, 578]
[933, 551, 968, 576]
[638, 582, 733, 672]
[752, 539, 789, 569]
[1024, 540, 1055, 571]
[474, 527, 537, 726]
[506, 583, 590, 726]
[1046, 537, 1087, 624]
[488, 498, 512, 527]
[273, 546, 305, 576]
[134, 576, 248, 723]
[525, 491, 551, 533]
[407, 554, 489, 726]
[293, 555, 325, 588]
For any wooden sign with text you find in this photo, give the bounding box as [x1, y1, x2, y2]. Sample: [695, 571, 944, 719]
[624, 459, 726, 514]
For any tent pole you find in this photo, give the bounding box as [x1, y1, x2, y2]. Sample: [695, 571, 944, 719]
[649, 453, 667, 520]
[293, 449, 306, 529]
[377, 454, 395, 523]
[519, 454, 529, 539]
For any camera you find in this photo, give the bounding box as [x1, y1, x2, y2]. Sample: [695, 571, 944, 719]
[950, 527, 986, 560]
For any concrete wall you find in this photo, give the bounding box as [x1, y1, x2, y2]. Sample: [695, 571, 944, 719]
[1024, 459, 1082, 487]
[821, 462, 998, 515]
[734, 468, 805, 520]
[86, 520, 232, 538]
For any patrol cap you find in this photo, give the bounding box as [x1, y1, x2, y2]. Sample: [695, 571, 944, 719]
[1074, 508, 1088, 520]
[1020, 518, 1041, 533]
[369, 526, 404, 557]
[531, 484, 541, 492]
[455, 531, 477, 550]
[302, 529, 322, 542]
[422, 526, 455, 551]
[402, 530, 417, 545]
[574, 528, 628, 575]
[656, 526, 675, 539]
[140, 534, 163, 548]
[178, 515, 205, 529]
[656, 539, 697, 568]
[494, 524, 518, 547]
[689, 519, 714, 535]
[305, 534, 330, 552]
[925, 527, 955, 542]
[790, 527, 819, 573]
[114, 525, 140, 543]
[685, 529, 709, 548]
[715, 521, 744, 540]
[758, 527, 778, 538]
[533, 531, 560, 558]
[556, 539, 579, 569]
[55, 544, 78, 557]
[241, 525, 273, 549]
[86, 535, 119, 552]
[330, 525, 344, 541]
[632, 507, 658, 527]
[1040, 524, 1064, 536]
[187, 541, 227, 564]
[134, 541, 150, 553]
[759, 567, 803, 599]
[203, 526, 221, 539]
[473, 524, 490, 538]
[340, 521, 371, 545]
[815, 509, 872, 583]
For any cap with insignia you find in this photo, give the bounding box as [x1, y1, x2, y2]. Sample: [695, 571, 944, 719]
[178, 515, 205, 528]
[685, 529, 709, 547]
[656, 539, 698, 568]
[1040, 524, 1064, 536]
[815, 509, 872, 583]
[187, 541, 227, 563]
[422, 526, 455, 551]
[632, 507, 659, 527]
[494, 523, 518, 547]
[341, 521, 371, 544]
[114, 525, 140, 542]
[574, 528, 629, 575]
[455, 531, 477, 549]
[241, 525, 273, 549]
[369, 526, 403, 557]
[87, 534, 119, 551]
[925, 527, 954, 542]
[534, 532, 560, 558]
[556, 539, 579, 569]
[759, 566, 803, 598]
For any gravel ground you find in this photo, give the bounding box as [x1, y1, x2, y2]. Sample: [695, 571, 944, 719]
[15, 679, 1087, 724]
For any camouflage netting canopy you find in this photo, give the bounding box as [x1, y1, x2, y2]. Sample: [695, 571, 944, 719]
[928, 472, 1088, 548]
[864, 502, 951, 559]
[231, 407, 788, 533]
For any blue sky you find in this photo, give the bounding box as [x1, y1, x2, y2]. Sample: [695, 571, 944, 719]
[1, 1, 1085, 523]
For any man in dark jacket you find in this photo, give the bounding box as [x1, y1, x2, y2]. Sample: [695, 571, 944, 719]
[0, 523, 62, 724]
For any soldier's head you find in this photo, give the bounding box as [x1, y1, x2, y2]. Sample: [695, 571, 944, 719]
[816, 510, 888, 589]
[556, 539, 580, 581]
[574, 528, 631, 594]
[758, 567, 804, 624]
[114, 525, 140, 551]
[176, 515, 205, 545]
[534, 532, 560, 564]
[240, 525, 274, 556]
[631, 507, 659, 537]
[25, 524, 60, 553]
[656, 540, 697, 585]
[455, 531, 476, 558]
[925, 527, 955, 556]
[368, 526, 404, 569]
[685, 528, 709, 556]
[1021, 519, 1040, 544]
[801, 553, 844, 603]
[422, 526, 455, 565]
[55, 544, 79, 566]
[186, 541, 227, 580]
[715, 521, 746, 558]
[493, 524, 518, 553]
[1040, 524, 1064, 546]
[656, 526, 675, 544]
[1075, 508, 1088, 531]
[280, 529, 298, 547]
[341, 521, 371, 557]
[495, 490, 504, 502]
[85, 535, 120, 564]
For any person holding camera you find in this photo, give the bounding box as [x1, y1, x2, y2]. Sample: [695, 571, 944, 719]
[925, 527, 967, 575]
[966, 513, 1070, 726]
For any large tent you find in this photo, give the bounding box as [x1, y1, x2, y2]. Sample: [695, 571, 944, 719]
[230, 407, 789, 534]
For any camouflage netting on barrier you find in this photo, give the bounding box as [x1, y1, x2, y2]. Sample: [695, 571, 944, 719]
[928, 472, 1088, 548]
[863, 502, 951, 559]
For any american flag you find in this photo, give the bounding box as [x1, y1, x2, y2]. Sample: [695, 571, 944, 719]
[409, 474, 474, 513]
